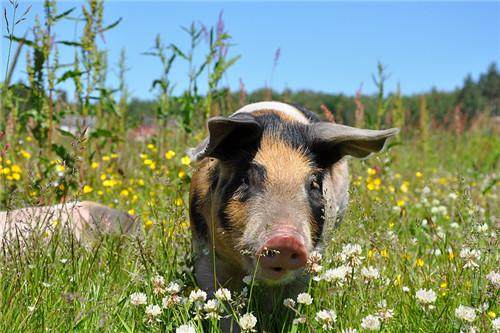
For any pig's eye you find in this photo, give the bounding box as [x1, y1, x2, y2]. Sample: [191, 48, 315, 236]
[241, 174, 250, 186]
[308, 174, 323, 195]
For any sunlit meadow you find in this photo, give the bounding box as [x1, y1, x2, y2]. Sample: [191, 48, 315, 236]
[1, 1, 499, 332]
[1, 129, 498, 332]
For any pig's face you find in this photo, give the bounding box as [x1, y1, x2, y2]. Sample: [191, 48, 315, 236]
[190, 104, 397, 284]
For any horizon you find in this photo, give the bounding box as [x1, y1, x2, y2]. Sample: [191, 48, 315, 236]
[1, 1, 499, 99]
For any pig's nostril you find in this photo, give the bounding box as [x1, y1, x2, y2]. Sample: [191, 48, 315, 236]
[272, 267, 283, 272]
[291, 253, 298, 259]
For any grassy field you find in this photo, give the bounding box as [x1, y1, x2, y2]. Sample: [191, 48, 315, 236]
[1, 1, 499, 331]
[0, 129, 498, 332]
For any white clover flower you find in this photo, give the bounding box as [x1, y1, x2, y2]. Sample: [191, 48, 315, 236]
[188, 289, 207, 303]
[176, 323, 196, 333]
[486, 271, 500, 288]
[129, 292, 147, 305]
[162, 294, 181, 308]
[361, 266, 380, 281]
[152, 275, 166, 294]
[283, 298, 296, 308]
[361, 314, 381, 331]
[455, 305, 476, 322]
[448, 192, 457, 200]
[402, 286, 410, 292]
[166, 282, 182, 294]
[321, 265, 350, 284]
[145, 304, 162, 317]
[340, 243, 364, 266]
[415, 288, 437, 306]
[308, 250, 323, 264]
[203, 299, 220, 319]
[315, 309, 337, 329]
[460, 248, 481, 269]
[307, 251, 323, 273]
[203, 299, 219, 313]
[297, 292, 313, 305]
[214, 288, 232, 301]
[476, 223, 489, 233]
[152, 275, 165, 287]
[239, 313, 257, 332]
[492, 317, 500, 331]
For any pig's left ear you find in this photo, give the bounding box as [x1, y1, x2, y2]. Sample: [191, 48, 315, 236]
[188, 113, 263, 161]
[311, 122, 399, 165]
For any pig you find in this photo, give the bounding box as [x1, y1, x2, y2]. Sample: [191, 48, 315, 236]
[0, 201, 138, 247]
[189, 101, 398, 298]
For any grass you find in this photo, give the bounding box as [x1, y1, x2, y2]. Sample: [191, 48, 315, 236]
[0, 129, 498, 332]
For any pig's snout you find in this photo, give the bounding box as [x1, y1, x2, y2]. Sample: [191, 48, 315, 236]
[258, 235, 307, 280]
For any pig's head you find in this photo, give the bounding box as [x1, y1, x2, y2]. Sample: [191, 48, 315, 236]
[190, 105, 397, 285]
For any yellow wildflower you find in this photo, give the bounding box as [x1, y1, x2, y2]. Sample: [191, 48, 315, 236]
[91, 162, 99, 169]
[147, 143, 155, 150]
[83, 185, 93, 194]
[367, 167, 376, 175]
[416, 258, 424, 267]
[181, 156, 191, 166]
[110, 153, 118, 159]
[97, 190, 104, 196]
[488, 311, 496, 319]
[12, 165, 22, 173]
[2, 167, 10, 175]
[397, 199, 405, 207]
[165, 150, 176, 160]
[26, 136, 32, 142]
[175, 197, 183, 206]
[138, 179, 145, 186]
[395, 274, 402, 286]
[400, 181, 409, 193]
[100, 174, 107, 180]
[380, 249, 389, 258]
[144, 159, 153, 166]
[102, 155, 110, 162]
[120, 189, 129, 197]
[12, 173, 21, 181]
[144, 219, 154, 229]
[415, 171, 423, 178]
[128, 209, 135, 215]
[20, 150, 31, 159]
[178, 170, 186, 179]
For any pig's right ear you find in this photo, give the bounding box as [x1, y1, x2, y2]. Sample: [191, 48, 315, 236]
[188, 113, 263, 161]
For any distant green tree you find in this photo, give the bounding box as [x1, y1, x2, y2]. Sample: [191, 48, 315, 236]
[457, 74, 484, 119]
[478, 62, 499, 114]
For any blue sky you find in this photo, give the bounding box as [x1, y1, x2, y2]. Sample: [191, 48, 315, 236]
[1, 1, 499, 99]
